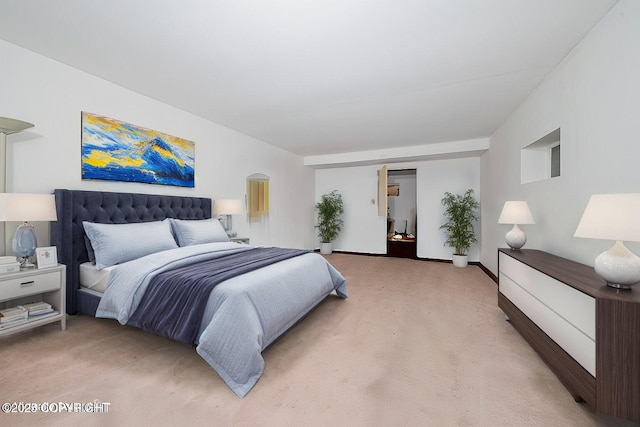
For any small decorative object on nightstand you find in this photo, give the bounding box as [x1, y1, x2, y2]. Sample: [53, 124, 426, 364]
[0, 264, 66, 336]
[36, 246, 58, 269]
[230, 237, 250, 244]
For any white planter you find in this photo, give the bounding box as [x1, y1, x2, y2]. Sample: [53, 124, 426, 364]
[452, 254, 468, 268]
[320, 242, 333, 255]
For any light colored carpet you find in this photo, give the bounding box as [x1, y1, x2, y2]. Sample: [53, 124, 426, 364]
[0, 254, 635, 426]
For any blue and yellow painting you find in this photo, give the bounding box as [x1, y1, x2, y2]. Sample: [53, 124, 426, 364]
[81, 112, 195, 187]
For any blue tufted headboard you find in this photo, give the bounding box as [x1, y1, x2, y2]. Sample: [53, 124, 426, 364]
[50, 189, 212, 315]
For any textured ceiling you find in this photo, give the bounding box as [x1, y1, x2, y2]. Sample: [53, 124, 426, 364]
[0, 0, 617, 157]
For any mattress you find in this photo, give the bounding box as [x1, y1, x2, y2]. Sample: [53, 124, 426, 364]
[79, 262, 116, 293]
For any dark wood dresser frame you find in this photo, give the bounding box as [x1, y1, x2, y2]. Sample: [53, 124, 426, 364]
[387, 238, 417, 259]
[498, 249, 640, 423]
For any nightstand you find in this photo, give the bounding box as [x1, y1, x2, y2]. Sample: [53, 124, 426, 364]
[0, 264, 66, 336]
[231, 237, 250, 244]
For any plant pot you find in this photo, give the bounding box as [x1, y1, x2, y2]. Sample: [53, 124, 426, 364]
[320, 242, 333, 255]
[452, 254, 468, 268]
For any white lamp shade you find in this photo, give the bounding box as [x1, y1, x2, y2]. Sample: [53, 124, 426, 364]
[574, 194, 640, 242]
[213, 199, 243, 215]
[498, 201, 535, 225]
[0, 193, 57, 221]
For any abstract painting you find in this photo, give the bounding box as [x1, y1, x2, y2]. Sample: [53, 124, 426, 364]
[81, 112, 195, 187]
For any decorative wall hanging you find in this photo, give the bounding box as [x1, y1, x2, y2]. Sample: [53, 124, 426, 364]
[81, 112, 195, 187]
[246, 173, 269, 218]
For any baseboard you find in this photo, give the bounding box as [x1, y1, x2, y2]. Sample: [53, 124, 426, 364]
[319, 250, 498, 285]
[475, 262, 498, 284]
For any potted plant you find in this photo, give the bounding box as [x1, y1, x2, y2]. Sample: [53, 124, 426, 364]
[315, 190, 344, 254]
[440, 189, 479, 267]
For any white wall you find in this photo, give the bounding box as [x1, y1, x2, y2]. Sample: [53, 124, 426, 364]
[0, 40, 315, 251]
[316, 164, 386, 254]
[417, 157, 480, 261]
[315, 156, 481, 260]
[480, 0, 640, 275]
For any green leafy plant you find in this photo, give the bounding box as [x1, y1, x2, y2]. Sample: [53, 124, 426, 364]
[315, 190, 344, 243]
[440, 189, 479, 255]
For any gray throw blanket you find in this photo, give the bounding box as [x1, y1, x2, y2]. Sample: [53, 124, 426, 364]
[132, 247, 310, 345]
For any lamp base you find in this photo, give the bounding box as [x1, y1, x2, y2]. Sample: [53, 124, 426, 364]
[13, 222, 37, 270]
[17, 257, 36, 270]
[594, 241, 640, 290]
[220, 214, 237, 237]
[505, 224, 527, 250]
[607, 282, 635, 290]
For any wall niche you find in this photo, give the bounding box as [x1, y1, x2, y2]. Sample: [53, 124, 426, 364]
[521, 128, 561, 184]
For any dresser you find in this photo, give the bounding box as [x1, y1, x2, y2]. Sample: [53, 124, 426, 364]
[387, 237, 416, 259]
[498, 249, 640, 423]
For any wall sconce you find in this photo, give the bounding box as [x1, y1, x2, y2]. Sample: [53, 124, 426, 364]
[498, 201, 535, 250]
[574, 194, 640, 289]
[0, 193, 57, 269]
[213, 199, 243, 237]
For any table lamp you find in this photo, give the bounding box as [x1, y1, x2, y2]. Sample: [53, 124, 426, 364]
[498, 201, 535, 250]
[574, 194, 640, 289]
[0, 193, 57, 269]
[213, 199, 243, 237]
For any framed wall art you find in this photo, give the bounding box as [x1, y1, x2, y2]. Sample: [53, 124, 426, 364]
[81, 112, 195, 187]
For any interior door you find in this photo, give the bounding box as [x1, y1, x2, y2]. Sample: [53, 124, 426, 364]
[378, 165, 388, 217]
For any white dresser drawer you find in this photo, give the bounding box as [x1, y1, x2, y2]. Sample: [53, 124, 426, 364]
[499, 252, 595, 340]
[0, 270, 61, 302]
[497, 249, 640, 422]
[500, 272, 596, 376]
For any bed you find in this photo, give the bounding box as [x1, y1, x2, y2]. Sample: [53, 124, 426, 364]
[50, 189, 347, 397]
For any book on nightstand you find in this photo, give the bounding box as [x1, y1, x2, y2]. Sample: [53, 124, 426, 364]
[0, 262, 20, 273]
[0, 318, 29, 329]
[22, 301, 51, 311]
[0, 306, 28, 323]
[22, 302, 55, 318]
[29, 310, 56, 317]
[0, 304, 58, 328]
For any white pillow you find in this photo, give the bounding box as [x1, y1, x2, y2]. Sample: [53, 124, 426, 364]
[83, 219, 178, 269]
[169, 218, 229, 246]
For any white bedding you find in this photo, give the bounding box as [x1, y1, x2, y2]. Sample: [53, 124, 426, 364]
[79, 262, 116, 293]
